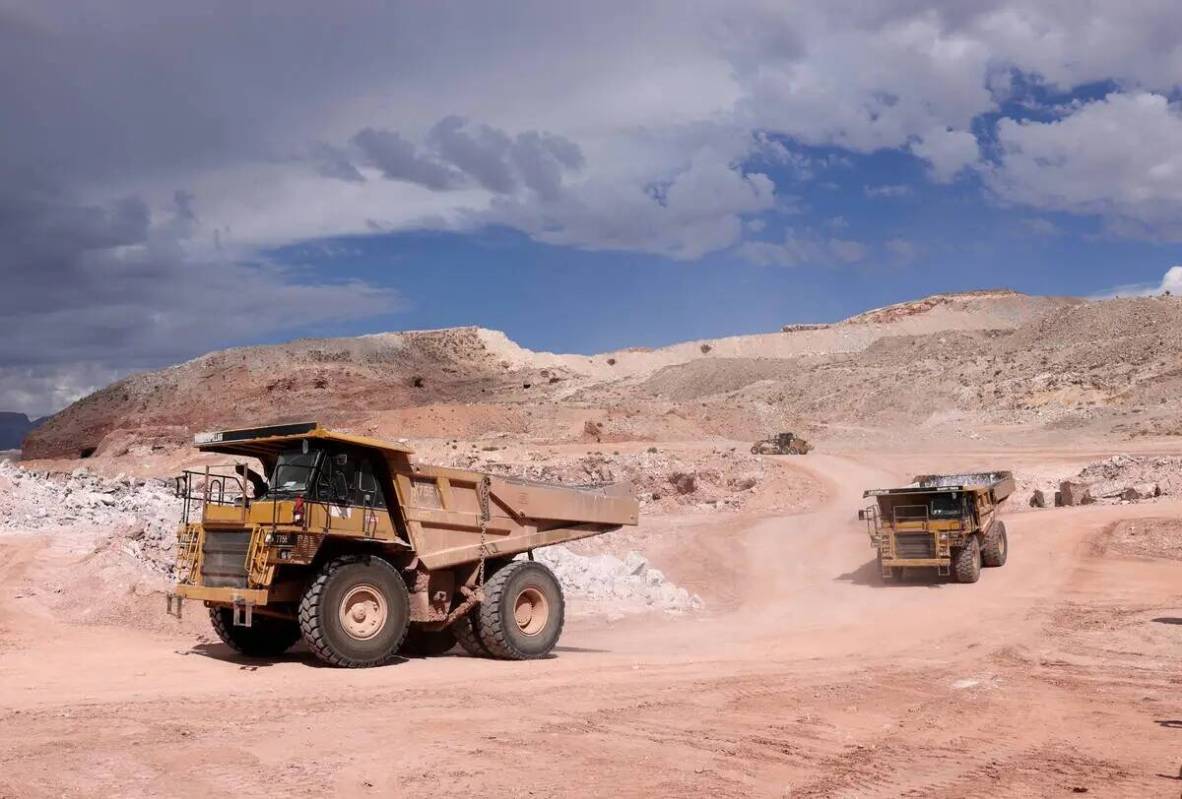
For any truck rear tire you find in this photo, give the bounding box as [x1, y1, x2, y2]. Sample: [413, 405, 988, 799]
[208, 606, 301, 657]
[401, 625, 457, 657]
[982, 521, 1008, 567]
[298, 555, 410, 668]
[477, 561, 565, 660]
[953, 536, 982, 583]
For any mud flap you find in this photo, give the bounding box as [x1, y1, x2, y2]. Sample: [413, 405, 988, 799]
[232, 598, 254, 628]
[166, 593, 184, 620]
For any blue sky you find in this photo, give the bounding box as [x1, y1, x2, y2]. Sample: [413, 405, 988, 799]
[270, 130, 1179, 355]
[3, 2, 1182, 413]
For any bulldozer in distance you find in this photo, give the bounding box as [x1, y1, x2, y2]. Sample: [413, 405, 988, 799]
[751, 432, 812, 455]
[169, 422, 638, 666]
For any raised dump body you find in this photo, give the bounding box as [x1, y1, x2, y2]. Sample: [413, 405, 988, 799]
[170, 422, 638, 666]
[860, 471, 1014, 583]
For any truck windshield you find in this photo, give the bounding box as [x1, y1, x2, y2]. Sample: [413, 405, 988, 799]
[270, 448, 320, 495]
[929, 492, 963, 518]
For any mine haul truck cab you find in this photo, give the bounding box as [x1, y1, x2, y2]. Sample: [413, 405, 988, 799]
[859, 471, 1014, 583]
[170, 422, 639, 666]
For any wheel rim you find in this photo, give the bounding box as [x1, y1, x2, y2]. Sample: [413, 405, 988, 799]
[999, 532, 1007, 557]
[338, 584, 388, 641]
[513, 587, 550, 636]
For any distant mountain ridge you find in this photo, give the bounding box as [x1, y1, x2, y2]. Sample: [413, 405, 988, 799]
[21, 290, 1084, 460]
[0, 412, 43, 450]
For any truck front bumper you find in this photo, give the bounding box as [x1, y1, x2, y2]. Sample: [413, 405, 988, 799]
[172, 584, 270, 605]
[879, 557, 951, 568]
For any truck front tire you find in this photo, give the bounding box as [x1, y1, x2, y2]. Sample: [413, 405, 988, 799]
[953, 536, 982, 583]
[982, 521, 1008, 567]
[208, 606, 301, 657]
[298, 555, 410, 668]
[477, 561, 565, 660]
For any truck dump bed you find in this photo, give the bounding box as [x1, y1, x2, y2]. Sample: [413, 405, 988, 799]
[188, 422, 639, 572]
[404, 462, 639, 569]
[865, 471, 1014, 502]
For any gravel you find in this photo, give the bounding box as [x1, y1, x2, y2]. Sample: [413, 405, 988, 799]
[0, 461, 182, 573]
[534, 546, 703, 613]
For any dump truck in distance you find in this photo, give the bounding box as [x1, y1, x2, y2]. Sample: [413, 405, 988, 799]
[170, 422, 639, 666]
[860, 471, 1014, 583]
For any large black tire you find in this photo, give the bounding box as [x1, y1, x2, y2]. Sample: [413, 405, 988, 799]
[401, 625, 457, 657]
[298, 555, 410, 668]
[208, 605, 300, 657]
[452, 614, 492, 658]
[953, 536, 982, 583]
[982, 520, 1008, 568]
[477, 560, 565, 660]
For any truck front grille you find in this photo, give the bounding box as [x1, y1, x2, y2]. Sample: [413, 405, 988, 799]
[894, 532, 936, 559]
[200, 531, 251, 588]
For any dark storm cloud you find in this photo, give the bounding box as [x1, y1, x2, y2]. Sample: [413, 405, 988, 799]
[339, 117, 585, 201]
[0, 2, 407, 413]
[351, 128, 462, 190]
[0, 180, 392, 369]
[510, 131, 586, 201]
[0, 147, 394, 415]
[428, 116, 519, 194]
[312, 144, 367, 184]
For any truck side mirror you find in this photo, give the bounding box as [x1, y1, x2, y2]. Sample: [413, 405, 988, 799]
[858, 509, 866, 521]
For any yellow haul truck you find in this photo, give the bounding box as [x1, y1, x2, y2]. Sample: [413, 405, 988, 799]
[860, 471, 1014, 583]
[169, 422, 639, 666]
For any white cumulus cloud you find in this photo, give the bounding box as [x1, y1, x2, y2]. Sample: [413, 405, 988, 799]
[987, 92, 1182, 238]
[1095, 265, 1182, 299]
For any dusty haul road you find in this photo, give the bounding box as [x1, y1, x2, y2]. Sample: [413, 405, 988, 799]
[1, 453, 1181, 798]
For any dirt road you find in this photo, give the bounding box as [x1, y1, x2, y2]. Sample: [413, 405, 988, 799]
[2, 453, 1180, 798]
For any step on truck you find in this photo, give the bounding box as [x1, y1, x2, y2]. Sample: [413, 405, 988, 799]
[169, 422, 639, 666]
[859, 471, 1015, 583]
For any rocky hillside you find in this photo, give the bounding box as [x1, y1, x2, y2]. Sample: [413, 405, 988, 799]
[31, 289, 1171, 462]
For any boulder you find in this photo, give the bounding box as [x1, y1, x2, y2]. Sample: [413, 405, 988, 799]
[1029, 489, 1047, 508]
[669, 472, 697, 495]
[1120, 482, 1160, 501]
[1059, 480, 1093, 506]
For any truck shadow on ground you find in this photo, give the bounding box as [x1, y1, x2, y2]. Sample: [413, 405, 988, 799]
[1151, 617, 1182, 626]
[835, 558, 948, 588]
[552, 645, 610, 654]
[181, 642, 408, 669]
